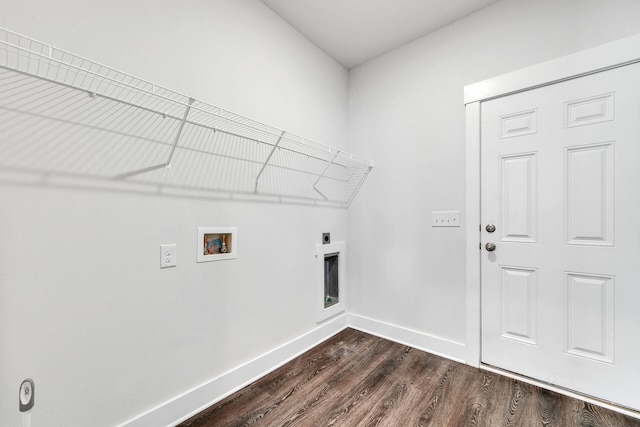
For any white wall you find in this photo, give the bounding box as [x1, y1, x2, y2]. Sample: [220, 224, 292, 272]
[0, 1, 349, 426]
[347, 0, 640, 358]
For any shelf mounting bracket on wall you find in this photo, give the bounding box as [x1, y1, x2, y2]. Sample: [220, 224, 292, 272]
[115, 97, 195, 179]
[165, 97, 195, 171]
[312, 151, 339, 201]
[254, 130, 285, 193]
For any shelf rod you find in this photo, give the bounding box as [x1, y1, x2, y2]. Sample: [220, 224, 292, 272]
[165, 97, 195, 170]
[254, 130, 285, 193]
[312, 151, 340, 201]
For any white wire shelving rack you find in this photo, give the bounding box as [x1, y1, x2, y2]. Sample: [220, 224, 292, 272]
[0, 28, 374, 207]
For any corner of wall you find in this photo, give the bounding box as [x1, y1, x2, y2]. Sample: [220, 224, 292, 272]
[347, 313, 467, 363]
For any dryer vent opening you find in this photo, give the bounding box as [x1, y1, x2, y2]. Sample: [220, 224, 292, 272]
[324, 253, 339, 308]
[316, 241, 345, 322]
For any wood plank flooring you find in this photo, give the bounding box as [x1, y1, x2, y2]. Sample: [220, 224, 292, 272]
[178, 328, 640, 427]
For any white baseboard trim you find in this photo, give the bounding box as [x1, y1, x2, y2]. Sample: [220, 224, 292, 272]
[120, 314, 348, 427]
[347, 313, 467, 363]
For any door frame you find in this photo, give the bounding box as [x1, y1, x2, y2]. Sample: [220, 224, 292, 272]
[464, 34, 640, 367]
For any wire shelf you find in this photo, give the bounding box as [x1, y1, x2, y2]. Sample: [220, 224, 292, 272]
[0, 28, 374, 207]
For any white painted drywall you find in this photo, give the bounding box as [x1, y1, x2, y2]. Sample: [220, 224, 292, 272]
[347, 0, 640, 355]
[0, 0, 348, 426]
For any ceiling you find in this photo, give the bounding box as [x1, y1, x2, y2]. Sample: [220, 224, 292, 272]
[260, 0, 500, 69]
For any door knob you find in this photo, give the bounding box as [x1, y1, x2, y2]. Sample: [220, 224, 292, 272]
[485, 224, 496, 233]
[485, 242, 496, 252]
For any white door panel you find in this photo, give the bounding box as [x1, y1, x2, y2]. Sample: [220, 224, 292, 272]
[481, 62, 640, 410]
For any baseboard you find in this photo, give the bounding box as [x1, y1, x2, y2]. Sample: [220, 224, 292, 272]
[347, 313, 467, 363]
[120, 314, 348, 427]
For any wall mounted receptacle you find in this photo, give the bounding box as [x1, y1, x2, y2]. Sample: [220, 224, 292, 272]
[19, 379, 34, 412]
[160, 244, 177, 268]
[432, 211, 461, 227]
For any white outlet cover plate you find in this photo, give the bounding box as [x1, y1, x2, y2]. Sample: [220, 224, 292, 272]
[432, 210, 461, 227]
[160, 244, 177, 268]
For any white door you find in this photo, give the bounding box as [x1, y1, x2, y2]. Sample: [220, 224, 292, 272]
[481, 62, 640, 411]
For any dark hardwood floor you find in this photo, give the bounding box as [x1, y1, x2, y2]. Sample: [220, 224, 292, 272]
[178, 328, 640, 427]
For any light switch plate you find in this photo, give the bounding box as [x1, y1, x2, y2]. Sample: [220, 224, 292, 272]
[160, 244, 177, 268]
[432, 211, 460, 227]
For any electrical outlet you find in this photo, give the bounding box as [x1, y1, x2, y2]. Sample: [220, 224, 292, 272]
[160, 244, 177, 268]
[19, 379, 34, 412]
[432, 211, 461, 227]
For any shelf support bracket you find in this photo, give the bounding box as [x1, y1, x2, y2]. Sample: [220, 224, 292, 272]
[344, 163, 374, 207]
[114, 98, 195, 180]
[313, 151, 340, 201]
[165, 97, 195, 170]
[254, 131, 286, 193]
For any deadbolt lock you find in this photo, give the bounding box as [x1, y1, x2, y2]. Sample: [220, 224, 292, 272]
[485, 224, 496, 233]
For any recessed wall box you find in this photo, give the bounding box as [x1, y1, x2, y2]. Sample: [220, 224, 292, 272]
[316, 241, 345, 322]
[197, 227, 237, 262]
